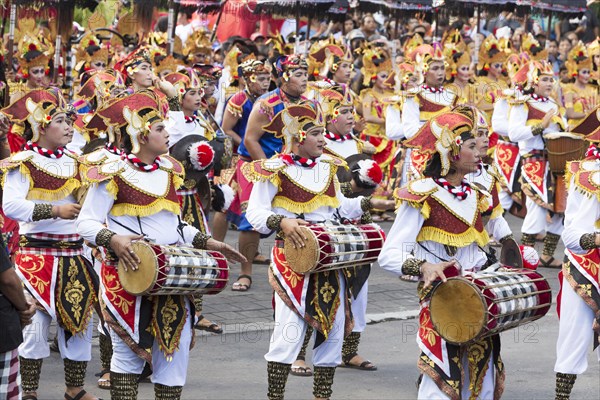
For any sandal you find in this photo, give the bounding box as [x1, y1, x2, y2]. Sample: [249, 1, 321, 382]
[540, 256, 562, 269]
[231, 274, 252, 292]
[194, 315, 223, 334]
[22, 395, 37, 400]
[340, 353, 378, 371]
[290, 358, 313, 377]
[64, 389, 102, 400]
[253, 252, 271, 265]
[97, 369, 111, 390]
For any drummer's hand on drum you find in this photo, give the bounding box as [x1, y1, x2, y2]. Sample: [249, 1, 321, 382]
[110, 234, 144, 271]
[281, 218, 310, 249]
[421, 260, 459, 289]
[540, 109, 557, 129]
[52, 203, 81, 220]
[206, 238, 247, 263]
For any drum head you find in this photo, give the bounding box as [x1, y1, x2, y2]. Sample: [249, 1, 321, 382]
[118, 241, 158, 296]
[429, 279, 486, 345]
[283, 226, 319, 273]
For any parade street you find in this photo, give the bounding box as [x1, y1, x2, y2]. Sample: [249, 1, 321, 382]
[36, 215, 600, 399]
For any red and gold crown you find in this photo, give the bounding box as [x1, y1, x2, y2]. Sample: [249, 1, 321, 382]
[404, 111, 475, 176]
[566, 41, 594, 78]
[238, 56, 271, 83]
[275, 54, 309, 79]
[318, 84, 354, 120]
[164, 69, 203, 99]
[263, 101, 325, 153]
[75, 70, 123, 109]
[193, 64, 223, 85]
[587, 37, 600, 58]
[2, 88, 73, 142]
[115, 47, 152, 80]
[506, 52, 530, 80]
[95, 89, 166, 153]
[511, 60, 554, 90]
[308, 38, 350, 78]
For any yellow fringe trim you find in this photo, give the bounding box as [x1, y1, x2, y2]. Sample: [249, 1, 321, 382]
[396, 199, 431, 219]
[27, 179, 81, 202]
[226, 102, 243, 118]
[417, 225, 490, 248]
[17, 163, 81, 201]
[111, 198, 180, 217]
[490, 203, 504, 220]
[272, 194, 340, 215]
[173, 174, 184, 191]
[106, 179, 118, 200]
[596, 219, 600, 229]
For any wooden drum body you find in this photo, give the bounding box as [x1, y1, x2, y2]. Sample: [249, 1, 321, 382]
[118, 241, 229, 296]
[545, 132, 588, 174]
[429, 268, 552, 345]
[284, 221, 385, 274]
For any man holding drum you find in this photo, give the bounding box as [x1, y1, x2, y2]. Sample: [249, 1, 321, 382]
[1, 89, 100, 400]
[508, 60, 568, 268]
[554, 134, 600, 399]
[245, 102, 393, 400]
[76, 90, 245, 400]
[379, 110, 514, 400]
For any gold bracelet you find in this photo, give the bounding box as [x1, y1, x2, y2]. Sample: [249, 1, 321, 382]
[192, 232, 211, 249]
[32, 204, 54, 221]
[402, 258, 425, 276]
[96, 228, 117, 248]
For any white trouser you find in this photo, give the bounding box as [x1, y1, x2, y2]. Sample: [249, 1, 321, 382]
[19, 311, 93, 361]
[265, 273, 346, 367]
[351, 281, 368, 333]
[498, 189, 514, 212]
[555, 275, 596, 375]
[418, 356, 496, 400]
[109, 298, 192, 387]
[521, 197, 564, 235]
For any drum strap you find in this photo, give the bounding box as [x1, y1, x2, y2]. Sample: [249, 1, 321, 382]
[109, 217, 154, 242]
[417, 242, 450, 262]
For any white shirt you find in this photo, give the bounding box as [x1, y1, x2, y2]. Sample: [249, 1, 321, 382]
[245, 157, 365, 235]
[561, 159, 600, 254]
[3, 156, 79, 235]
[508, 99, 565, 155]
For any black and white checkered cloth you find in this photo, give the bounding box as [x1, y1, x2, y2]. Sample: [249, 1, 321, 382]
[158, 247, 222, 294]
[318, 221, 369, 266]
[473, 271, 539, 328]
[0, 348, 20, 399]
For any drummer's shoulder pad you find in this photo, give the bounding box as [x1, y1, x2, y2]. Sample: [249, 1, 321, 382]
[84, 159, 124, 183]
[242, 158, 285, 183]
[0, 151, 33, 172]
[393, 178, 437, 208]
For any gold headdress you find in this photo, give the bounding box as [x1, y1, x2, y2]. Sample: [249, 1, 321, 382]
[520, 33, 548, 62]
[444, 43, 471, 80]
[566, 41, 594, 78]
[76, 32, 110, 71]
[18, 31, 52, 73]
[478, 35, 511, 71]
[360, 44, 392, 86]
[184, 29, 213, 58]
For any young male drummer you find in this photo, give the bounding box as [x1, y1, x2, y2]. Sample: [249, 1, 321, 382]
[553, 128, 600, 399]
[76, 90, 245, 399]
[244, 101, 393, 400]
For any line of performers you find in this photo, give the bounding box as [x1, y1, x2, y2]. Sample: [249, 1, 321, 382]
[0, 17, 598, 400]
